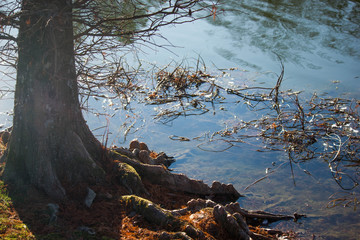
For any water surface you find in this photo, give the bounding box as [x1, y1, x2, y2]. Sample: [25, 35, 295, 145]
[1, 1, 360, 239]
[117, 1, 360, 239]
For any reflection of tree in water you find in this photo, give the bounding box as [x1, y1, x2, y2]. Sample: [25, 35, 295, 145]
[74, 0, 150, 45]
[211, 0, 360, 66]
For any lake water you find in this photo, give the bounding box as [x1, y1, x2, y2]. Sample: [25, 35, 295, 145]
[112, 1, 360, 239]
[1, 0, 360, 239]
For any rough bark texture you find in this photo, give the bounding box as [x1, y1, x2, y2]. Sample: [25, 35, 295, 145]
[3, 0, 105, 200]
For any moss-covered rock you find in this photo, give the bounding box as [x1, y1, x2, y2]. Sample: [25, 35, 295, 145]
[121, 195, 183, 230]
[114, 163, 148, 196]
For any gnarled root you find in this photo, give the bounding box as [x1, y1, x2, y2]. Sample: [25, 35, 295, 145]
[113, 162, 149, 196]
[169, 198, 297, 240]
[110, 140, 301, 239]
[121, 195, 207, 239]
[111, 145, 241, 203]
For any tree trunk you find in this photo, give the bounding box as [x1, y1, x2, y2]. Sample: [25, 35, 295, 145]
[3, 0, 105, 200]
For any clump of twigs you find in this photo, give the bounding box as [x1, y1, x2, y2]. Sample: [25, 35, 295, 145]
[155, 66, 209, 93]
[141, 60, 219, 123]
[141, 59, 277, 123]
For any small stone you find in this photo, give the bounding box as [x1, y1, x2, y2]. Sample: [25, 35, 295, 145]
[159, 231, 171, 240]
[47, 203, 59, 224]
[139, 150, 150, 164]
[187, 198, 206, 212]
[132, 148, 140, 158]
[205, 199, 216, 208]
[184, 225, 198, 238]
[129, 139, 140, 150]
[139, 142, 149, 151]
[84, 187, 96, 208]
[77, 226, 96, 235]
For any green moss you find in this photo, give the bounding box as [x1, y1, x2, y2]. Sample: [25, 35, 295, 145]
[110, 150, 129, 159]
[121, 195, 183, 230]
[117, 162, 141, 180]
[116, 163, 147, 195]
[121, 195, 153, 210]
[110, 150, 141, 164]
[0, 182, 11, 208]
[0, 181, 35, 239]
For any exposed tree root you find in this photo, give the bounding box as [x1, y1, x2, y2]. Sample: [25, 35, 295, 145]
[108, 140, 301, 239]
[111, 142, 242, 203]
[0, 131, 301, 239]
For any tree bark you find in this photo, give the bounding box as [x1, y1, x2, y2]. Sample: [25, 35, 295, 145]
[3, 0, 105, 200]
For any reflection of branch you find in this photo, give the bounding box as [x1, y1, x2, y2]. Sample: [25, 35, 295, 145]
[147, 60, 359, 200]
[73, 1, 215, 39]
[288, 151, 296, 186]
[212, 91, 359, 195]
[328, 191, 360, 210]
[197, 139, 234, 152]
[244, 162, 287, 191]
[269, 57, 284, 114]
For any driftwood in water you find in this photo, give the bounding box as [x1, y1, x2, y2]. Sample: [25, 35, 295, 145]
[224, 202, 302, 225]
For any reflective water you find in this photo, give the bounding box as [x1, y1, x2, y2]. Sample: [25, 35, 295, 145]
[140, 0, 360, 97]
[119, 1, 360, 239]
[1, 0, 360, 239]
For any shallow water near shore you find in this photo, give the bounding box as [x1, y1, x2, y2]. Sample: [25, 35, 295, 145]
[105, 1, 360, 238]
[85, 83, 359, 239]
